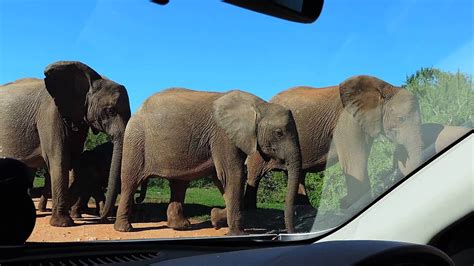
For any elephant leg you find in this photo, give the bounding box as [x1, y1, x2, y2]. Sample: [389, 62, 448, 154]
[70, 197, 83, 218]
[167, 180, 191, 229]
[94, 192, 106, 217]
[114, 123, 145, 232]
[38, 172, 51, 212]
[48, 162, 74, 227]
[295, 172, 311, 206]
[243, 153, 266, 210]
[135, 178, 149, 204]
[223, 168, 246, 235]
[243, 176, 261, 210]
[115, 179, 139, 231]
[210, 174, 228, 229]
[336, 133, 372, 209]
[213, 149, 246, 235]
[68, 173, 85, 218]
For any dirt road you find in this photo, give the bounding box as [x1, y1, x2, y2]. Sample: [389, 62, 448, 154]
[27, 199, 228, 242]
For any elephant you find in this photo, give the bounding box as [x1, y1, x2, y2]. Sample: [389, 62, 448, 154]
[35, 169, 102, 216]
[244, 75, 423, 210]
[36, 141, 148, 216]
[68, 142, 113, 218]
[393, 123, 471, 176]
[0, 61, 131, 227]
[109, 88, 303, 235]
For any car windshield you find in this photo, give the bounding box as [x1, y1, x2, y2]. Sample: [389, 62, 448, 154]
[0, 0, 472, 243]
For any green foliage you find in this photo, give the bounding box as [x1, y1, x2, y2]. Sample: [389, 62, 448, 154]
[146, 176, 215, 189]
[307, 168, 345, 211]
[84, 129, 111, 151]
[189, 176, 215, 188]
[404, 67, 473, 126]
[257, 172, 287, 204]
[367, 137, 396, 197]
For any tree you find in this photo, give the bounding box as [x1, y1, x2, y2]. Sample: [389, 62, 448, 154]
[404, 67, 473, 127]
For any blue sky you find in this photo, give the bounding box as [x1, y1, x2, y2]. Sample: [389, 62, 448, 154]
[1, 0, 472, 112]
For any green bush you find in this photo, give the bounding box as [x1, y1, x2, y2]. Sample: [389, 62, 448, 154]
[257, 172, 287, 204]
[84, 130, 111, 151]
[145, 176, 216, 190]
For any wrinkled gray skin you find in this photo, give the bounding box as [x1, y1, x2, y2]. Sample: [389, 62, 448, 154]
[0, 61, 131, 227]
[110, 89, 302, 235]
[393, 123, 471, 176]
[244, 75, 423, 210]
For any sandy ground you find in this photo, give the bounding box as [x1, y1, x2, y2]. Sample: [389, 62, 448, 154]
[27, 198, 229, 242]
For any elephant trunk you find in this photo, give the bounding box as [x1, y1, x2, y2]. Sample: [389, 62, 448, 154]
[399, 127, 423, 176]
[100, 139, 123, 219]
[284, 148, 303, 233]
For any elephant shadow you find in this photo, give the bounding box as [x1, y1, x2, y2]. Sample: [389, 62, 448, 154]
[130, 203, 213, 223]
[130, 202, 308, 234]
[245, 205, 317, 234]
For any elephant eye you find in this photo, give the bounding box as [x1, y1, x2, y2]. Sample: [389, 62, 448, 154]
[105, 107, 117, 116]
[274, 128, 284, 138]
[398, 116, 406, 123]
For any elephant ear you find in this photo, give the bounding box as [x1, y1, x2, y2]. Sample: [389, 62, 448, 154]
[44, 61, 101, 131]
[339, 75, 393, 137]
[213, 90, 264, 155]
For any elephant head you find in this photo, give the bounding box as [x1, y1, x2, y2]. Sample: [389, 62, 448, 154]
[339, 75, 423, 174]
[214, 90, 302, 233]
[43, 61, 131, 218]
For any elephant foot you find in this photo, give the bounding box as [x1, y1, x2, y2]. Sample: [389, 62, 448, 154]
[70, 209, 82, 219]
[167, 218, 191, 230]
[37, 197, 48, 212]
[50, 213, 74, 227]
[114, 220, 133, 232]
[210, 208, 228, 229]
[166, 202, 190, 229]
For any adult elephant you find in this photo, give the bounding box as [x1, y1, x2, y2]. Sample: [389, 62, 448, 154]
[393, 123, 471, 176]
[244, 75, 423, 210]
[109, 89, 302, 235]
[0, 61, 131, 227]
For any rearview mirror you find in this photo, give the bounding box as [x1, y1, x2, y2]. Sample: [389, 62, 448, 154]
[223, 0, 324, 24]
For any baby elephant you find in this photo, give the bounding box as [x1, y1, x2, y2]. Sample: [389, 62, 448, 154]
[37, 141, 148, 217]
[68, 142, 113, 218]
[393, 123, 471, 176]
[36, 142, 114, 216]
